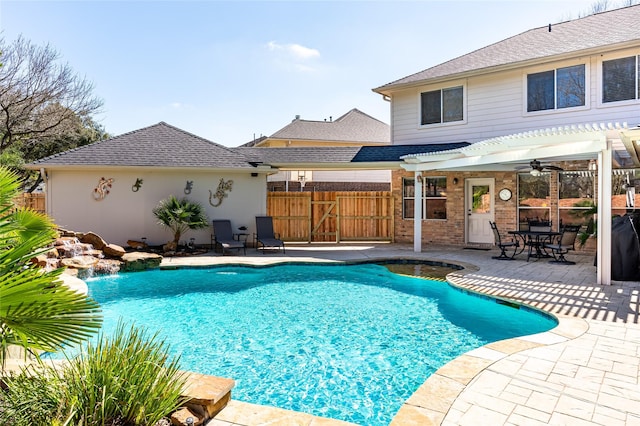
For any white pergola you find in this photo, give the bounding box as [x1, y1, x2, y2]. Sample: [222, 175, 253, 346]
[400, 123, 640, 285]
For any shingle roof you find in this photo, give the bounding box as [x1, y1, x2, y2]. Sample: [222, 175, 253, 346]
[29, 122, 254, 169]
[234, 142, 469, 165]
[29, 121, 467, 170]
[266, 108, 390, 144]
[374, 5, 640, 93]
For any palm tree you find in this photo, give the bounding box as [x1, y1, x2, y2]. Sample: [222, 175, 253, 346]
[0, 166, 102, 368]
[152, 195, 209, 248]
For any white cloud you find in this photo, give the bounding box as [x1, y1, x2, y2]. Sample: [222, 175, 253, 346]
[288, 43, 320, 59]
[267, 41, 320, 60]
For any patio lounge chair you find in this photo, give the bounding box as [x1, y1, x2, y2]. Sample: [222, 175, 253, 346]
[544, 225, 581, 265]
[212, 220, 246, 255]
[255, 216, 285, 254]
[490, 221, 519, 260]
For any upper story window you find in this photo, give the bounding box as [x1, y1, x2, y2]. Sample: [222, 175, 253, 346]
[527, 64, 585, 112]
[602, 55, 639, 103]
[420, 86, 463, 125]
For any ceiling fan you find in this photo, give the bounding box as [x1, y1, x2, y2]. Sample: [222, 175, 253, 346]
[516, 159, 563, 176]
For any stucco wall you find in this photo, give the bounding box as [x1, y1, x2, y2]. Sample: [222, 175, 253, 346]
[46, 169, 268, 247]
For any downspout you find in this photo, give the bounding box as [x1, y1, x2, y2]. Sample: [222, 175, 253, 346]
[597, 141, 613, 285]
[414, 172, 423, 252]
[39, 167, 49, 215]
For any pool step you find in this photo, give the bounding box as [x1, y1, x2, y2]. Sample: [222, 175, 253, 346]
[171, 372, 235, 426]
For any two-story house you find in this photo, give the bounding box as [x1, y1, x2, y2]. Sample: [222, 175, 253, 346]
[241, 108, 391, 191]
[373, 4, 640, 284]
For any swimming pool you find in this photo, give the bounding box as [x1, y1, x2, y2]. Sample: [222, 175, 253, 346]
[82, 262, 557, 425]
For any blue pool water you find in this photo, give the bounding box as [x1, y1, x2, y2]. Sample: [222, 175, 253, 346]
[81, 263, 556, 425]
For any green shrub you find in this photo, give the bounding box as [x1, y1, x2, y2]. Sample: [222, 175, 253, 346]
[0, 367, 66, 426]
[59, 322, 187, 425]
[0, 322, 187, 426]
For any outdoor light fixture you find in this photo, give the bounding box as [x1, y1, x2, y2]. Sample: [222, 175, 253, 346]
[452, 177, 459, 185]
[530, 168, 542, 177]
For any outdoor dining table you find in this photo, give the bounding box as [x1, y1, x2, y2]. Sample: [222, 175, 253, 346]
[508, 230, 561, 262]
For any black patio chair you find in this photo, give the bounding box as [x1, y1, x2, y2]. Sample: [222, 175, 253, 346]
[490, 221, 519, 260]
[255, 216, 285, 254]
[212, 220, 246, 255]
[544, 225, 581, 265]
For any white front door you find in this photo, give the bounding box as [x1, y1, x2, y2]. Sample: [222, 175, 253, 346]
[465, 178, 494, 244]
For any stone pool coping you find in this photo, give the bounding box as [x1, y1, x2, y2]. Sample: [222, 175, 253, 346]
[389, 269, 589, 425]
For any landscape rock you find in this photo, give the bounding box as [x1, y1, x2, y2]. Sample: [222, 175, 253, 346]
[163, 241, 177, 252]
[31, 254, 48, 268]
[94, 259, 123, 275]
[61, 255, 99, 269]
[127, 239, 149, 250]
[121, 252, 163, 272]
[170, 407, 203, 426]
[79, 231, 107, 250]
[103, 243, 126, 258]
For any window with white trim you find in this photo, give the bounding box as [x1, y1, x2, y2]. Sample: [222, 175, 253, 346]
[420, 86, 463, 125]
[402, 177, 447, 219]
[602, 55, 639, 103]
[527, 64, 585, 112]
[517, 173, 550, 230]
[558, 171, 594, 228]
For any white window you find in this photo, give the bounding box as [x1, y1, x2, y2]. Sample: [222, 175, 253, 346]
[527, 64, 586, 112]
[558, 171, 594, 228]
[420, 86, 463, 125]
[602, 55, 639, 103]
[402, 177, 447, 220]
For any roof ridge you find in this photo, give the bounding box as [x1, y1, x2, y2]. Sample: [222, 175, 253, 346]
[374, 3, 640, 92]
[155, 121, 232, 149]
[333, 108, 387, 124]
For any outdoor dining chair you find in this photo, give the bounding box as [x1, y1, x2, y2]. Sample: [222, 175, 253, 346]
[212, 219, 246, 255]
[544, 225, 581, 265]
[490, 221, 519, 260]
[255, 216, 285, 254]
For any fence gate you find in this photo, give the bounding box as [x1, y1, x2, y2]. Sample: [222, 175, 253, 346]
[14, 193, 46, 213]
[267, 191, 394, 242]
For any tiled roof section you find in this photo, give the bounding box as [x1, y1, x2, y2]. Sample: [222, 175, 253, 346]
[234, 147, 362, 164]
[30, 122, 254, 169]
[269, 109, 390, 144]
[375, 5, 640, 92]
[351, 143, 470, 162]
[233, 143, 470, 164]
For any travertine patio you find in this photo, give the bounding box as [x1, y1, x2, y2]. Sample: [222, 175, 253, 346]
[161, 243, 640, 425]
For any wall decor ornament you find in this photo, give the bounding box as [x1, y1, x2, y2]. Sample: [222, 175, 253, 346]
[184, 180, 194, 194]
[209, 178, 233, 207]
[132, 178, 143, 192]
[93, 177, 114, 200]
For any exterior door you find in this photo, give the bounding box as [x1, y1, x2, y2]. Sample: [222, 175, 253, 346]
[465, 178, 494, 244]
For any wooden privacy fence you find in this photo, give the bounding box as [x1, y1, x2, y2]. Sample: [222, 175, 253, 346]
[14, 193, 46, 213]
[267, 191, 394, 242]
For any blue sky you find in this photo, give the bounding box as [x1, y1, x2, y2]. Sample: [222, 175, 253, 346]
[0, 0, 604, 146]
